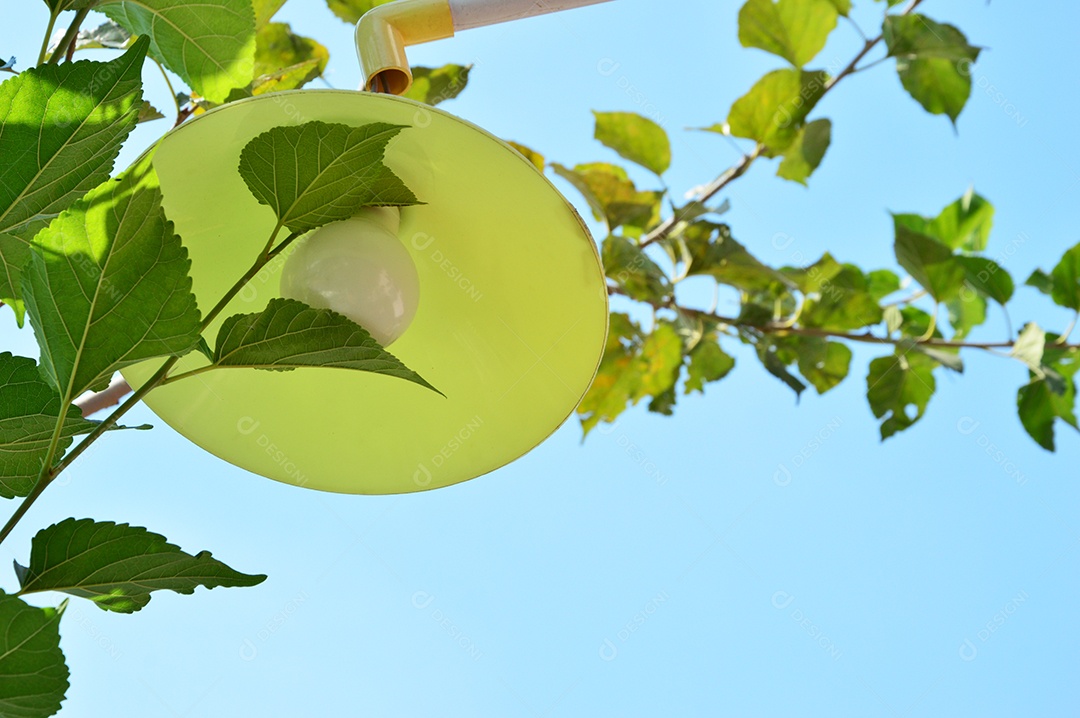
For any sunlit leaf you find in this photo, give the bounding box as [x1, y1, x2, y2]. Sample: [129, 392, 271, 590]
[100, 0, 256, 103]
[404, 64, 471, 106]
[602, 235, 670, 303]
[777, 118, 831, 184]
[884, 14, 980, 122]
[16, 518, 266, 613]
[593, 111, 671, 175]
[238, 121, 418, 233]
[727, 69, 829, 155]
[737, 0, 839, 67]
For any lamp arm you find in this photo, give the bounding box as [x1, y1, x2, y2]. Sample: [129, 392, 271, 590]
[356, 0, 614, 94]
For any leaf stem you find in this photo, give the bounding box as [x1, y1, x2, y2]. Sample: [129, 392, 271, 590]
[0, 226, 299, 547]
[37, 8, 60, 66]
[47, 8, 89, 65]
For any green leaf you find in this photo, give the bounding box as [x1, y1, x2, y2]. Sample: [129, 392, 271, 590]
[1049, 242, 1080, 311]
[100, 0, 256, 103]
[1010, 322, 1045, 373]
[0, 592, 67, 717]
[867, 269, 901, 301]
[578, 314, 645, 435]
[797, 339, 851, 394]
[957, 256, 1014, 305]
[946, 291, 986, 339]
[684, 340, 735, 394]
[253, 0, 288, 28]
[211, 298, 439, 393]
[781, 252, 842, 293]
[16, 518, 266, 614]
[239, 121, 418, 233]
[638, 324, 683, 398]
[252, 22, 329, 94]
[883, 15, 980, 122]
[1017, 342, 1079, 451]
[593, 111, 671, 175]
[324, 0, 392, 23]
[893, 220, 964, 301]
[893, 188, 994, 252]
[403, 64, 471, 106]
[727, 69, 829, 155]
[777, 118, 831, 184]
[22, 162, 203, 401]
[0, 38, 148, 238]
[737, 0, 839, 67]
[679, 221, 788, 292]
[551, 163, 662, 235]
[0, 233, 29, 325]
[866, 349, 937, 439]
[756, 340, 807, 398]
[825, 0, 850, 15]
[1025, 268, 1054, 296]
[506, 141, 545, 171]
[71, 20, 132, 52]
[800, 265, 884, 331]
[0, 353, 99, 499]
[137, 100, 165, 124]
[602, 235, 669, 302]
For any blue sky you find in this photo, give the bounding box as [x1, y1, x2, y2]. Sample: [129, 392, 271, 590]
[3, 1, 1079, 715]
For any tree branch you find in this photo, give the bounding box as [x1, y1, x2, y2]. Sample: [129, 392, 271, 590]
[75, 377, 133, 418]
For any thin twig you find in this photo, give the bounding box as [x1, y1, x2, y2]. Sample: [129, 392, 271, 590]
[75, 377, 133, 418]
[46, 8, 89, 65]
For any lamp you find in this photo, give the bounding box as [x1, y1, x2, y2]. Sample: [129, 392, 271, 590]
[120, 0, 612, 494]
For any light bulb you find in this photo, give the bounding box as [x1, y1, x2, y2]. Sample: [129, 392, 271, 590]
[279, 208, 419, 346]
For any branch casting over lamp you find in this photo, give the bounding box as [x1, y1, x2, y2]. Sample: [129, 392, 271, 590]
[356, 0, 615, 94]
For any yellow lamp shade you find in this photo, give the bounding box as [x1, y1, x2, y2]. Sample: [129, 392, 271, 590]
[120, 90, 608, 494]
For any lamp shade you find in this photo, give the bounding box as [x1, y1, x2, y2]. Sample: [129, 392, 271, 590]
[120, 90, 608, 494]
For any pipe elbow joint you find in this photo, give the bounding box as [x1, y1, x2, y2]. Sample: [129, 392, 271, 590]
[356, 0, 455, 95]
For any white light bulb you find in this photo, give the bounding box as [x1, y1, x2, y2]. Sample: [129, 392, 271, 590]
[279, 209, 419, 346]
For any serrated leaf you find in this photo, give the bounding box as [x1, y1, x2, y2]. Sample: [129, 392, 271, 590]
[884, 15, 979, 123]
[211, 298, 439, 393]
[551, 163, 662, 235]
[0, 592, 67, 717]
[0, 38, 147, 238]
[100, 0, 256, 103]
[867, 349, 937, 439]
[137, 100, 164, 124]
[506, 141, 545, 171]
[602, 235, 669, 302]
[16, 519, 265, 613]
[252, 22, 329, 93]
[239, 121, 418, 233]
[0, 233, 29, 325]
[324, 0, 392, 23]
[403, 64, 471, 106]
[893, 220, 964, 301]
[22, 161, 202, 401]
[593, 111, 671, 175]
[684, 340, 735, 394]
[738, 0, 839, 67]
[777, 118, 831, 184]
[0, 353, 98, 499]
[727, 69, 829, 155]
[867, 268, 902, 301]
[253, 0, 288, 28]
